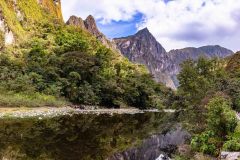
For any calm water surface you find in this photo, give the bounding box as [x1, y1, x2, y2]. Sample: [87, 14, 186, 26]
[0, 112, 177, 160]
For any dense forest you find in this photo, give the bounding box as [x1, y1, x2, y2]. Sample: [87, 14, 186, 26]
[0, 22, 173, 109]
[173, 54, 240, 158]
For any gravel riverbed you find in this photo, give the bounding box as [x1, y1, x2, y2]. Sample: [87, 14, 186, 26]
[0, 107, 169, 119]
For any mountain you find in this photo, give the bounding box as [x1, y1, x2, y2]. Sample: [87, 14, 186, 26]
[114, 28, 176, 89]
[66, 15, 117, 50]
[114, 28, 234, 89]
[168, 45, 234, 86]
[66, 15, 234, 89]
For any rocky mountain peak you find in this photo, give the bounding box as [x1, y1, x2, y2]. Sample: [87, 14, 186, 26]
[113, 28, 174, 88]
[66, 15, 85, 29]
[67, 15, 104, 38]
[84, 15, 102, 37]
[136, 27, 150, 36]
[114, 28, 167, 58]
[114, 29, 234, 89]
[66, 15, 118, 51]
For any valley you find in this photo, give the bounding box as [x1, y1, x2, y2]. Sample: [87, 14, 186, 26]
[0, 0, 239, 159]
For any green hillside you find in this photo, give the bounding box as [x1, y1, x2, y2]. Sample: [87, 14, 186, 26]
[0, 0, 62, 44]
[0, 0, 172, 109]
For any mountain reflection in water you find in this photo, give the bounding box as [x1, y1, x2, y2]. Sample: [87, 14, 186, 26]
[0, 112, 187, 160]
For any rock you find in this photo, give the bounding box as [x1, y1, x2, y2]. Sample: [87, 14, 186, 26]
[114, 28, 176, 89]
[236, 112, 240, 121]
[84, 15, 102, 38]
[66, 15, 119, 51]
[221, 152, 240, 160]
[66, 16, 85, 29]
[155, 154, 171, 160]
[0, 10, 15, 46]
[168, 45, 233, 85]
[5, 30, 14, 45]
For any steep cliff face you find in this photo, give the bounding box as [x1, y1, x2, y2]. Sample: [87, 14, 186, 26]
[114, 28, 176, 89]
[66, 15, 118, 51]
[0, 0, 63, 48]
[114, 29, 234, 89]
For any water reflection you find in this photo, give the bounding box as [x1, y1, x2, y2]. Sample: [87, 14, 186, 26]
[0, 112, 177, 160]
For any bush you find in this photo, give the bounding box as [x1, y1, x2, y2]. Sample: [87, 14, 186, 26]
[223, 122, 240, 151]
[223, 138, 240, 151]
[191, 131, 218, 155]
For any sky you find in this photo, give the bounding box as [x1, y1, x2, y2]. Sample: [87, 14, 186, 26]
[62, 0, 240, 52]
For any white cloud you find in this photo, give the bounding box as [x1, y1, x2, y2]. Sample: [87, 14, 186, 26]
[62, 0, 240, 51]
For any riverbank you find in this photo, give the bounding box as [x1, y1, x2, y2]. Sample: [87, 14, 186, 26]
[0, 107, 175, 119]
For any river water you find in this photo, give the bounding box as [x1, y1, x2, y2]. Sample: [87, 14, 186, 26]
[0, 112, 189, 160]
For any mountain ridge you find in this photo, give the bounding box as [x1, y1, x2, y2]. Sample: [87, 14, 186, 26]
[114, 28, 234, 89]
[66, 15, 234, 89]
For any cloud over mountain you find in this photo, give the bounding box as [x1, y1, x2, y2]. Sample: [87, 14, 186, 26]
[62, 0, 240, 51]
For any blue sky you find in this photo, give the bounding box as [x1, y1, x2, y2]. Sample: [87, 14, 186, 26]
[97, 12, 144, 38]
[62, 0, 240, 52]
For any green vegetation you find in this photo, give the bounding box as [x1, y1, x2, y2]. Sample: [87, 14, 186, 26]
[223, 122, 240, 151]
[191, 96, 237, 155]
[0, 92, 67, 108]
[0, 0, 239, 158]
[175, 56, 240, 157]
[0, 13, 171, 109]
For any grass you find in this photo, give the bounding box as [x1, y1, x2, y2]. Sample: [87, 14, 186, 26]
[0, 91, 69, 108]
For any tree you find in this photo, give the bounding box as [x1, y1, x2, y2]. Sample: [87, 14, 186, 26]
[191, 95, 238, 155]
[207, 96, 237, 136]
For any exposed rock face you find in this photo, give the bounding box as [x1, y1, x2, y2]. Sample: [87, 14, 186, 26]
[169, 45, 233, 73]
[167, 45, 234, 87]
[0, 10, 15, 46]
[114, 28, 234, 89]
[84, 15, 103, 38]
[66, 16, 85, 29]
[114, 28, 176, 89]
[66, 15, 118, 50]
[108, 126, 190, 160]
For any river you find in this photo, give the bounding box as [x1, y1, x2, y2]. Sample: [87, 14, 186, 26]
[0, 111, 189, 160]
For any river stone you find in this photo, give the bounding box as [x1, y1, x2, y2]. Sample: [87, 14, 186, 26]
[221, 152, 240, 160]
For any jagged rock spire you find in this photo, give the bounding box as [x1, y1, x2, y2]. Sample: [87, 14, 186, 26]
[66, 15, 118, 50]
